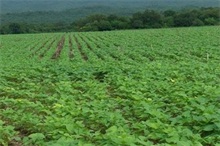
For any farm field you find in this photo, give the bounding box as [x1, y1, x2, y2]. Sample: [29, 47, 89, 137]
[0, 26, 220, 145]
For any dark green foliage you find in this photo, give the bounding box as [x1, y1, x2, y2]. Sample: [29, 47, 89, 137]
[142, 10, 162, 28]
[0, 7, 219, 34]
[163, 10, 176, 17]
[8, 23, 22, 34]
[1, 0, 219, 14]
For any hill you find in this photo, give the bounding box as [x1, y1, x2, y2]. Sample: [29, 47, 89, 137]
[1, 0, 220, 13]
[1, 0, 219, 25]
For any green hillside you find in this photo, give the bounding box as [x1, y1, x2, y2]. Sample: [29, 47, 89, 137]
[1, 0, 219, 13]
[1, 0, 220, 25]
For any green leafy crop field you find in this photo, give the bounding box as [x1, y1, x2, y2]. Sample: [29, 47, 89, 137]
[0, 26, 220, 146]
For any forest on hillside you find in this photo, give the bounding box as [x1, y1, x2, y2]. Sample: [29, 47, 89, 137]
[1, 0, 220, 24]
[0, 7, 219, 34]
[1, 0, 219, 14]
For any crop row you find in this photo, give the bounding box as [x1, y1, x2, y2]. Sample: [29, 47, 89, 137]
[0, 26, 220, 146]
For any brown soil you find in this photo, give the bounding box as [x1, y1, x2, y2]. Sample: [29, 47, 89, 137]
[51, 36, 65, 59]
[68, 35, 74, 59]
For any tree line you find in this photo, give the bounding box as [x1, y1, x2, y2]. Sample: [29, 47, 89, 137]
[0, 7, 219, 34]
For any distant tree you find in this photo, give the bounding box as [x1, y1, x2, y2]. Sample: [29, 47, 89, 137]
[131, 12, 143, 20]
[131, 20, 144, 29]
[1, 7, 219, 34]
[130, 10, 162, 28]
[114, 21, 130, 29]
[204, 17, 218, 25]
[192, 18, 204, 26]
[109, 16, 130, 30]
[163, 10, 176, 17]
[81, 23, 98, 31]
[107, 14, 119, 21]
[142, 10, 162, 28]
[98, 20, 112, 31]
[111, 20, 122, 29]
[8, 23, 23, 34]
[0, 25, 9, 34]
[88, 14, 107, 22]
[200, 8, 220, 21]
[163, 16, 174, 27]
[174, 11, 197, 27]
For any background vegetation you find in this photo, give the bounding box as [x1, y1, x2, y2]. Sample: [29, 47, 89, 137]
[1, 0, 219, 14]
[1, 7, 220, 34]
